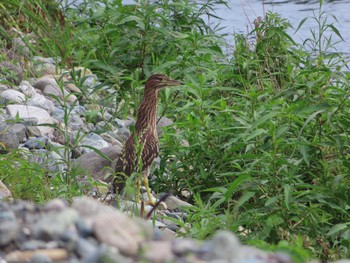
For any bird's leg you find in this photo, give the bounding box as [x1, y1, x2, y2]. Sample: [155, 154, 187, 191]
[143, 176, 156, 206]
[142, 169, 156, 206]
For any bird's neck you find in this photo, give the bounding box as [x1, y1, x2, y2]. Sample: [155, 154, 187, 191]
[135, 89, 159, 134]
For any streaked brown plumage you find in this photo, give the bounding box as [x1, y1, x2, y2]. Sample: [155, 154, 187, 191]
[114, 74, 183, 205]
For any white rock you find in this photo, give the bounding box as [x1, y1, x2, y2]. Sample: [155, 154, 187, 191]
[26, 93, 55, 113]
[0, 90, 25, 103]
[6, 105, 54, 137]
[18, 81, 36, 97]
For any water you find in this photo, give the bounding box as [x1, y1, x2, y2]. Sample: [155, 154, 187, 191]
[210, 0, 350, 55]
[118, 0, 349, 56]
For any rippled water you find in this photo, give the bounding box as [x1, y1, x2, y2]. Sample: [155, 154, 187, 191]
[211, 0, 349, 55]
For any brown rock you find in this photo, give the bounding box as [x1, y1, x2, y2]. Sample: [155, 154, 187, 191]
[72, 144, 122, 182]
[93, 211, 146, 256]
[66, 83, 82, 93]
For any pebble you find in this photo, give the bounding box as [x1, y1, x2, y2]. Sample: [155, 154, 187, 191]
[0, 197, 305, 263]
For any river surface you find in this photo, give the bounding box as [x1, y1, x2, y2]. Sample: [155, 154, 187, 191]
[210, 0, 350, 56]
[68, 0, 350, 56]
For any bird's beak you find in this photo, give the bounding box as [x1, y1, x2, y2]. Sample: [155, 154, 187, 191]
[165, 78, 184, 87]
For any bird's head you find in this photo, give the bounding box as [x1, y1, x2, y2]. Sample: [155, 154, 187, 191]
[145, 74, 183, 91]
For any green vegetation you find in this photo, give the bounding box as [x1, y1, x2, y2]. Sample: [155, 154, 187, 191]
[0, 0, 349, 260]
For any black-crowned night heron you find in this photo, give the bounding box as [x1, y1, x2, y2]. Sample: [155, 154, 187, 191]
[114, 74, 183, 205]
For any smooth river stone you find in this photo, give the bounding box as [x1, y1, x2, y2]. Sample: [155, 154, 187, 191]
[6, 105, 54, 137]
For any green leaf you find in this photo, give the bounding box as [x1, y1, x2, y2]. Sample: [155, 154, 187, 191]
[327, 224, 348, 236]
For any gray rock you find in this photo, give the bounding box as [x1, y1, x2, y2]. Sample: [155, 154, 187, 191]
[88, 244, 133, 263]
[76, 237, 98, 260]
[33, 77, 59, 91]
[24, 137, 48, 149]
[12, 37, 30, 57]
[51, 107, 65, 122]
[159, 194, 192, 210]
[18, 81, 36, 97]
[8, 123, 27, 143]
[80, 133, 110, 153]
[0, 84, 9, 93]
[31, 208, 79, 240]
[172, 238, 201, 255]
[115, 118, 134, 129]
[33, 62, 59, 76]
[69, 114, 87, 131]
[29, 252, 52, 263]
[0, 130, 19, 150]
[0, 209, 19, 246]
[19, 240, 49, 250]
[33, 56, 56, 65]
[26, 93, 55, 113]
[83, 74, 98, 88]
[6, 105, 54, 137]
[141, 241, 174, 263]
[0, 89, 25, 103]
[71, 106, 86, 115]
[43, 84, 78, 105]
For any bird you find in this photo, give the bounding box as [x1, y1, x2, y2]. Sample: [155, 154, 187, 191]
[113, 74, 183, 205]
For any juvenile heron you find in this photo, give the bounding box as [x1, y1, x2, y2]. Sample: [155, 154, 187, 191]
[114, 74, 183, 205]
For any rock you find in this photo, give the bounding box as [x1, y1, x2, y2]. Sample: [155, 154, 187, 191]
[159, 194, 192, 210]
[0, 84, 8, 93]
[43, 85, 64, 99]
[66, 83, 82, 93]
[79, 133, 110, 153]
[24, 137, 48, 149]
[0, 180, 12, 201]
[31, 208, 79, 240]
[141, 241, 174, 263]
[8, 123, 27, 143]
[203, 231, 240, 262]
[73, 144, 122, 181]
[6, 105, 54, 137]
[44, 199, 67, 212]
[5, 249, 69, 263]
[91, 244, 133, 263]
[0, 62, 23, 85]
[33, 56, 57, 65]
[93, 210, 148, 256]
[26, 93, 55, 113]
[100, 133, 123, 147]
[33, 77, 59, 91]
[0, 208, 19, 246]
[0, 89, 25, 103]
[29, 252, 53, 263]
[83, 74, 98, 88]
[68, 114, 87, 131]
[172, 238, 201, 255]
[18, 81, 36, 97]
[0, 130, 19, 150]
[12, 37, 30, 57]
